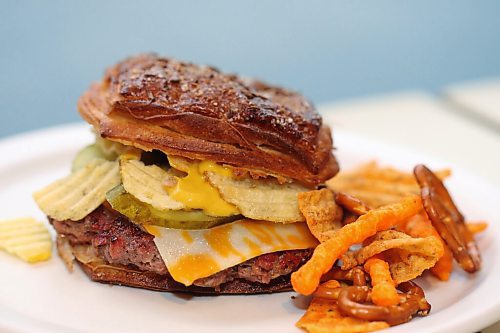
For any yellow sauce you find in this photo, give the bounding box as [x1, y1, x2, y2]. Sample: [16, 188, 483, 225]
[165, 157, 239, 217]
[169, 254, 221, 286]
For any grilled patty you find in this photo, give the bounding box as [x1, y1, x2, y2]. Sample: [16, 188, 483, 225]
[50, 205, 312, 291]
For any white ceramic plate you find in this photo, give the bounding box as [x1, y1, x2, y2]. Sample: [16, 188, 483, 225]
[0, 123, 498, 333]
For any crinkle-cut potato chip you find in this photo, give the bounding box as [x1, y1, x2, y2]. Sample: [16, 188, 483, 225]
[297, 297, 389, 333]
[298, 189, 343, 242]
[326, 161, 451, 208]
[34, 159, 121, 221]
[0, 218, 52, 263]
[341, 230, 444, 284]
[120, 158, 185, 211]
[206, 171, 308, 223]
[337, 161, 451, 185]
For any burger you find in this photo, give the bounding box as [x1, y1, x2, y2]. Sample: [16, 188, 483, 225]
[34, 54, 339, 294]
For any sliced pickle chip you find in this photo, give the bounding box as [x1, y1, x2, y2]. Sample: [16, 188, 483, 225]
[73, 136, 143, 172]
[95, 135, 142, 158]
[72, 144, 112, 172]
[106, 185, 236, 229]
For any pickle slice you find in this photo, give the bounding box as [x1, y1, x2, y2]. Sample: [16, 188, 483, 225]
[95, 135, 137, 158]
[72, 144, 112, 172]
[106, 185, 235, 229]
[72, 138, 141, 172]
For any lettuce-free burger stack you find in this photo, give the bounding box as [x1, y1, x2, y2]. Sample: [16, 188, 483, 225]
[34, 54, 339, 294]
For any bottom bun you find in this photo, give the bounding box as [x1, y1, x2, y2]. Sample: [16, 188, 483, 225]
[52, 205, 312, 295]
[77, 259, 294, 294]
[62, 239, 297, 295]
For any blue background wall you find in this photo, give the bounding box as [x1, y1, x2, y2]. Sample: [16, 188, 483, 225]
[1, 0, 499, 137]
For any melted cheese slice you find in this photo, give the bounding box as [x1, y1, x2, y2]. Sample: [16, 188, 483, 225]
[165, 156, 239, 216]
[146, 219, 318, 286]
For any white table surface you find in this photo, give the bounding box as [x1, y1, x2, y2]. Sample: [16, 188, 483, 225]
[319, 87, 500, 332]
[444, 79, 500, 130]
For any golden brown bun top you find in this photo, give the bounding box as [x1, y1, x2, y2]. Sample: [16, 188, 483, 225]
[78, 54, 339, 186]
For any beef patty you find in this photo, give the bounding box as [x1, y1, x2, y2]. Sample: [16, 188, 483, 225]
[50, 205, 313, 293]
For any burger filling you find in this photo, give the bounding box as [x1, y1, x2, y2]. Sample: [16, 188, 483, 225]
[51, 205, 312, 291]
[36, 136, 318, 289]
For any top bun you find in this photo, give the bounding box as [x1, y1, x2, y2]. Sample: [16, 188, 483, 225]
[78, 54, 339, 186]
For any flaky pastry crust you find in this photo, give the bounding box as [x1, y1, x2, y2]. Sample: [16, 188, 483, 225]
[78, 54, 339, 185]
